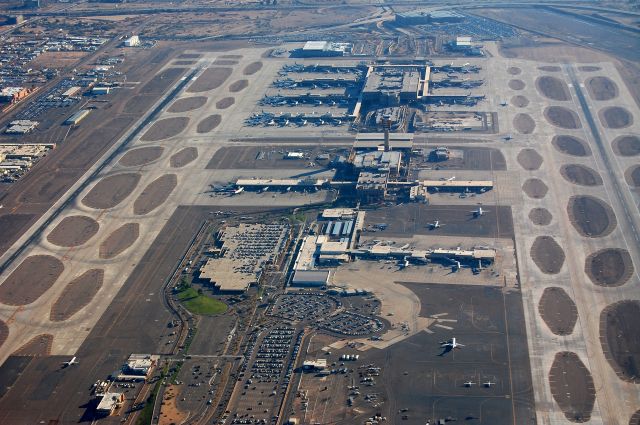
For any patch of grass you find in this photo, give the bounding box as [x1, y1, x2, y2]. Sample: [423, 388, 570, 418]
[177, 287, 227, 315]
[136, 380, 161, 425]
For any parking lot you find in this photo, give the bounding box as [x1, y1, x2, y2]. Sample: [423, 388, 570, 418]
[321, 311, 384, 336]
[267, 293, 339, 323]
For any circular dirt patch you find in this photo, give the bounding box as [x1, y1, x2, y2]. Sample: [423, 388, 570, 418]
[216, 97, 235, 109]
[99, 223, 139, 259]
[119, 146, 164, 167]
[13, 334, 53, 356]
[243, 61, 263, 75]
[82, 173, 141, 210]
[529, 208, 552, 225]
[513, 113, 536, 134]
[626, 165, 640, 187]
[552, 135, 591, 157]
[601, 300, 640, 383]
[539, 65, 561, 72]
[586, 76, 618, 101]
[522, 178, 548, 199]
[170, 147, 198, 168]
[599, 106, 633, 129]
[517, 148, 543, 170]
[133, 174, 177, 215]
[213, 59, 238, 66]
[47, 215, 99, 247]
[141, 116, 189, 141]
[585, 248, 634, 287]
[168, 96, 207, 113]
[507, 67, 521, 75]
[538, 287, 577, 335]
[229, 79, 249, 93]
[536, 76, 571, 101]
[510, 95, 529, 107]
[612, 135, 640, 156]
[187, 67, 233, 93]
[50, 269, 104, 322]
[545, 106, 581, 129]
[567, 195, 617, 238]
[579, 66, 601, 72]
[0, 320, 8, 350]
[560, 164, 603, 187]
[0, 255, 64, 306]
[531, 236, 565, 274]
[508, 79, 525, 90]
[549, 351, 595, 422]
[197, 115, 222, 133]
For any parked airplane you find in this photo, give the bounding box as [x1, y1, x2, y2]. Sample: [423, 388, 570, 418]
[463, 381, 476, 387]
[428, 220, 445, 229]
[62, 357, 78, 367]
[471, 207, 488, 217]
[440, 337, 464, 349]
[483, 381, 495, 387]
[233, 187, 244, 195]
[504, 134, 513, 140]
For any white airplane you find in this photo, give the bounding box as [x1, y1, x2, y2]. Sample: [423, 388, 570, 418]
[261, 186, 269, 193]
[483, 381, 495, 387]
[446, 176, 456, 182]
[440, 337, 464, 349]
[504, 134, 512, 140]
[233, 187, 244, 195]
[463, 381, 476, 387]
[428, 220, 445, 229]
[471, 207, 488, 217]
[62, 357, 78, 367]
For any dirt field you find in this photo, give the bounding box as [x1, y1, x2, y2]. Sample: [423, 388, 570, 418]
[552, 135, 591, 156]
[167, 96, 208, 113]
[560, 164, 603, 186]
[159, 384, 189, 425]
[197, 114, 222, 133]
[243, 61, 263, 75]
[119, 146, 164, 167]
[0, 320, 7, 350]
[213, 59, 238, 65]
[538, 287, 577, 335]
[49, 269, 104, 322]
[511, 95, 529, 107]
[600, 300, 640, 383]
[612, 135, 640, 156]
[536, 76, 571, 101]
[123, 94, 157, 115]
[522, 178, 548, 199]
[0, 214, 36, 252]
[170, 147, 198, 168]
[586, 76, 618, 101]
[186, 67, 233, 93]
[0, 255, 64, 306]
[630, 410, 640, 425]
[549, 351, 596, 422]
[99, 222, 139, 259]
[229, 79, 248, 92]
[545, 106, 582, 129]
[507, 66, 521, 75]
[133, 174, 178, 215]
[529, 207, 552, 225]
[216, 97, 235, 109]
[513, 113, 536, 134]
[567, 195, 617, 237]
[174, 60, 196, 66]
[517, 148, 543, 170]
[178, 53, 201, 59]
[626, 165, 640, 187]
[140, 68, 186, 95]
[12, 334, 53, 356]
[16, 170, 77, 204]
[531, 236, 565, 274]
[508, 79, 525, 90]
[82, 172, 141, 210]
[599, 106, 633, 129]
[585, 248, 634, 287]
[538, 65, 562, 72]
[46, 215, 99, 247]
[141, 116, 190, 141]
[579, 66, 601, 72]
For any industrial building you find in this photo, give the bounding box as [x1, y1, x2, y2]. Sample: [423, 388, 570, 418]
[0, 87, 29, 103]
[291, 270, 331, 287]
[123, 35, 140, 47]
[95, 392, 124, 416]
[64, 109, 91, 125]
[361, 64, 429, 106]
[5, 120, 38, 134]
[297, 41, 352, 57]
[117, 354, 158, 381]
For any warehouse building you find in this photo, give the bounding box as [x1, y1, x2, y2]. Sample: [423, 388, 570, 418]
[297, 41, 352, 57]
[0, 87, 29, 103]
[95, 392, 124, 416]
[123, 35, 140, 47]
[291, 270, 330, 287]
[64, 109, 91, 125]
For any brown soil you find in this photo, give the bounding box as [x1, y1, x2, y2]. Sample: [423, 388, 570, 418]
[508, 79, 525, 90]
[612, 135, 640, 156]
[133, 174, 178, 215]
[567, 195, 617, 238]
[579, 66, 601, 72]
[538, 65, 561, 72]
[0, 255, 64, 306]
[599, 106, 633, 129]
[220, 54, 242, 59]
[213, 59, 238, 65]
[585, 248, 634, 287]
[159, 384, 189, 425]
[511, 95, 529, 107]
[0, 214, 36, 248]
[517, 148, 543, 170]
[513, 113, 536, 134]
[536, 76, 571, 101]
[586, 76, 618, 101]
[529, 208, 552, 225]
[549, 351, 595, 422]
[141, 116, 190, 141]
[560, 164, 603, 186]
[522, 178, 548, 199]
[173, 60, 196, 66]
[186, 67, 233, 93]
[82, 172, 141, 210]
[538, 287, 577, 335]
[49, 269, 104, 322]
[123, 94, 157, 115]
[99, 223, 139, 259]
[229, 79, 249, 93]
[216, 97, 235, 109]
[243, 61, 263, 75]
[167, 96, 207, 113]
[178, 53, 201, 59]
[507, 66, 521, 75]
[626, 165, 640, 187]
[600, 300, 640, 383]
[12, 334, 53, 356]
[197, 114, 222, 133]
[47, 215, 99, 247]
[170, 147, 198, 168]
[140, 68, 186, 95]
[545, 106, 582, 129]
[0, 320, 7, 350]
[552, 135, 591, 157]
[119, 146, 164, 167]
[531, 236, 565, 274]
